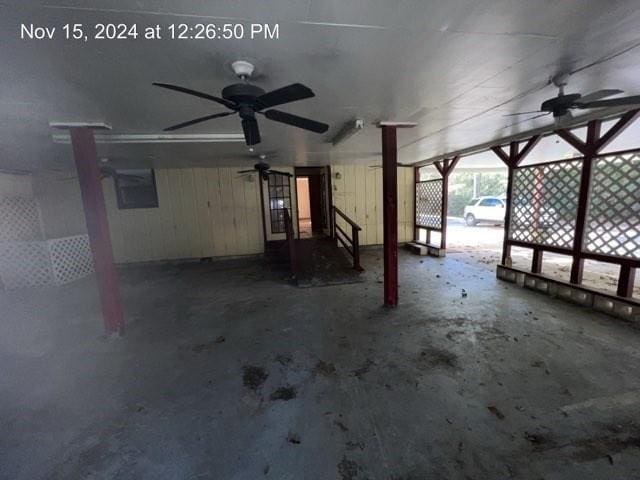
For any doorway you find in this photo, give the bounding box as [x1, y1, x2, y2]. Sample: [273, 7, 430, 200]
[295, 167, 330, 239]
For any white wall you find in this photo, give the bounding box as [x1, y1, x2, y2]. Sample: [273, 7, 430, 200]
[331, 165, 414, 245]
[33, 173, 86, 238]
[0, 173, 32, 197]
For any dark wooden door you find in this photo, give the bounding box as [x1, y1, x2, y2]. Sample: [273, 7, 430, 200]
[308, 175, 324, 232]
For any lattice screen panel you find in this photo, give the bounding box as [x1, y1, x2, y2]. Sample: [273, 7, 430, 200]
[416, 180, 442, 229]
[0, 241, 53, 289]
[0, 197, 42, 242]
[585, 152, 640, 259]
[49, 235, 94, 285]
[509, 160, 582, 249]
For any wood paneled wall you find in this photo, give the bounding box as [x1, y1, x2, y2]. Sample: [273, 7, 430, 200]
[103, 168, 263, 263]
[33, 164, 414, 263]
[331, 165, 414, 244]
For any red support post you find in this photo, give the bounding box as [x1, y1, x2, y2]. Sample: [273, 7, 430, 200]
[568, 119, 600, 284]
[413, 166, 420, 242]
[617, 265, 636, 298]
[532, 248, 543, 274]
[381, 126, 399, 307]
[69, 127, 125, 335]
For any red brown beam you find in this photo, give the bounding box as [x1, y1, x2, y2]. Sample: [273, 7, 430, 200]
[596, 109, 640, 151]
[381, 126, 399, 307]
[378, 122, 416, 307]
[413, 166, 420, 242]
[532, 248, 543, 274]
[568, 119, 601, 284]
[617, 265, 636, 298]
[68, 126, 124, 335]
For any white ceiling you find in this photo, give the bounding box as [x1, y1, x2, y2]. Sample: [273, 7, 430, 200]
[2, 0, 640, 172]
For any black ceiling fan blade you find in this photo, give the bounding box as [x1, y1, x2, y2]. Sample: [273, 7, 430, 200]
[267, 169, 293, 177]
[241, 118, 261, 146]
[264, 109, 329, 133]
[256, 83, 315, 109]
[153, 82, 237, 110]
[502, 112, 550, 129]
[237, 169, 256, 174]
[577, 89, 623, 103]
[575, 95, 640, 109]
[164, 112, 235, 131]
[503, 111, 544, 116]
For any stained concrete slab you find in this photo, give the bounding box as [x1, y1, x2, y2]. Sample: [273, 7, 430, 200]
[2, 251, 640, 479]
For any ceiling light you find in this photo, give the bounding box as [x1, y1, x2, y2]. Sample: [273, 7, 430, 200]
[331, 119, 364, 146]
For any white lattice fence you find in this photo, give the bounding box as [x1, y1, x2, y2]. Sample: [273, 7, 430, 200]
[0, 241, 53, 288]
[0, 197, 42, 242]
[0, 234, 94, 289]
[49, 235, 94, 285]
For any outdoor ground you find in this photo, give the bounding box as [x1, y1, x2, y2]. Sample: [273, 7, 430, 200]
[2, 249, 640, 479]
[446, 218, 640, 298]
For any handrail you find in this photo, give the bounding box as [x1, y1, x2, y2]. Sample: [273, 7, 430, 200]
[283, 208, 297, 279]
[333, 206, 362, 231]
[331, 206, 363, 271]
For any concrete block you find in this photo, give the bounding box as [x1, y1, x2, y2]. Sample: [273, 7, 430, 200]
[406, 243, 428, 256]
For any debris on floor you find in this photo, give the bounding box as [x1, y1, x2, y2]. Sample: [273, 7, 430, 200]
[487, 406, 505, 420]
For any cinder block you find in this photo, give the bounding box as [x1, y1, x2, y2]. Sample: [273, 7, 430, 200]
[406, 243, 428, 256]
[427, 245, 446, 258]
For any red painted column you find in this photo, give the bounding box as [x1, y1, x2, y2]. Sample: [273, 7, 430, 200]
[381, 126, 398, 307]
[70, 128, 124, 335]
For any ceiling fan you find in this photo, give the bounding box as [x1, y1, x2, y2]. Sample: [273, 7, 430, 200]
[237, 155, 292, 181]
[505, 73, 640, 123]
[153, 60, 329, 146]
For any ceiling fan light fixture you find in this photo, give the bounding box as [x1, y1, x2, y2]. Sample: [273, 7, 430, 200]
[231, 60, 255, 79]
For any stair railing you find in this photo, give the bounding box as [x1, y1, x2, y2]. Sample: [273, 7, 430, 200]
[331, 206, 363, 271]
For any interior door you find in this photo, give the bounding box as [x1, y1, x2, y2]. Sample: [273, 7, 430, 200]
[308, 175, 323, 232]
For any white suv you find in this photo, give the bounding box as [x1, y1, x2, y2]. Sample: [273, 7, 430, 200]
[463, 196, 505, 226]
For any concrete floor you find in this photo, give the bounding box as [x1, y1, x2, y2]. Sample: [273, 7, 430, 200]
[2, 250, 640, 479]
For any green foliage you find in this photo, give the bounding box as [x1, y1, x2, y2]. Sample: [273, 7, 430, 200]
[447, 172, 507, 217]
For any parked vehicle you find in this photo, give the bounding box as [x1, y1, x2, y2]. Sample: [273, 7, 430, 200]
[463, 196, 505, 226]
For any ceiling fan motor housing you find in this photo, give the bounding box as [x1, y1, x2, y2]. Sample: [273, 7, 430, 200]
[540, 93, 581, 117]
[222, 83, 266, 106]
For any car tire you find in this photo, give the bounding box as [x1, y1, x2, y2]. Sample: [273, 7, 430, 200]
[465, 214, 477, 226]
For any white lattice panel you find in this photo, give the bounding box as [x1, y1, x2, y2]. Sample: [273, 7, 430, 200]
[49, 234, 94, 285]
[0, 241, 53, 289]
[0, 197, 42, 242]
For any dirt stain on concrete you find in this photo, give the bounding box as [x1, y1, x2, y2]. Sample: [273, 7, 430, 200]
[352, 359, 375, 379]
[242, 366, 268, 391]
[315, 360, 337, 376]
[416, 347, 458, 370]
[338, 456, 361, 480]
[270, 385, 297, 401]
